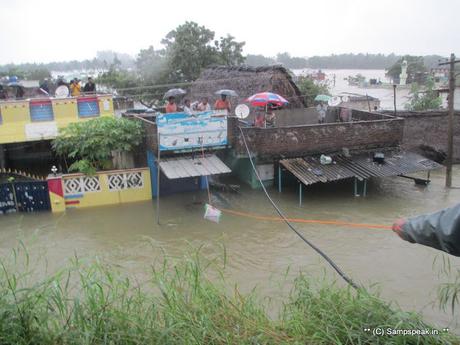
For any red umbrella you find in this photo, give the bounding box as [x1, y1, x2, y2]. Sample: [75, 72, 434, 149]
[245, 92, 289, 107]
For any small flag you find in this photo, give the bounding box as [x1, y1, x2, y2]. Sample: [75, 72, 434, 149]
[204, 203, 222, 223]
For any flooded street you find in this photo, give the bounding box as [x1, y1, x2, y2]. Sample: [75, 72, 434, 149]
[1, 167, 460, 331]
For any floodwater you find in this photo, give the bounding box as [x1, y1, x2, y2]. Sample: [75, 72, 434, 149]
[0, 167, 460, 332]
[293, 68, 460, 111]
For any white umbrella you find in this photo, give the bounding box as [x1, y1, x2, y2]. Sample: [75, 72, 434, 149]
[215, 89, 238, 97]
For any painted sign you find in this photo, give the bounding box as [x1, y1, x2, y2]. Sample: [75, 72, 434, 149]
[157, 111, 227, 151]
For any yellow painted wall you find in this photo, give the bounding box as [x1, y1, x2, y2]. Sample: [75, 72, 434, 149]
[0, 101, 30, 143]
[62, 168, 152, 210]
[0, 95, 115, 144]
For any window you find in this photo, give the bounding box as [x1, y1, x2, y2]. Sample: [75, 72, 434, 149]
[77, 96, 100, 118]
[30, 99, 54, 122]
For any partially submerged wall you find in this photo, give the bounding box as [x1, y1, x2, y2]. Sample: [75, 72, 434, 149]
[383, 110, 460, 163]
[228, 116, 404, 159]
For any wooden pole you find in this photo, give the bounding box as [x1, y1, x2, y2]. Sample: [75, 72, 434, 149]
[156, 133, 161, 225]
[366, 94, 371, 112]
[278, 164, 282, 193]
[445, 53, 455, 188]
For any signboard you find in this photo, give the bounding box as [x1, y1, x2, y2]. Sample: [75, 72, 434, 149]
[157, 111, 227, 151]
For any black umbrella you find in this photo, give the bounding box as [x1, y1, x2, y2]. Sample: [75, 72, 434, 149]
[163, 88, 187, 99]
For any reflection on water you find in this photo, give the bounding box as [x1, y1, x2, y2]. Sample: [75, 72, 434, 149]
[0, 167, 459, 330]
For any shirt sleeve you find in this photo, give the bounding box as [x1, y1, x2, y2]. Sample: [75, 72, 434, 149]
[399, 203, 460, 256]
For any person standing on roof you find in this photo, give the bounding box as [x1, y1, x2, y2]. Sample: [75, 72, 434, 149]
[70, 79, 81, 97]
[316, 101, 327, 123]
[83, 77, 96, 94]
[165, 96, 177, 113]
[183, 99, 193, 115]
[214, 94, 231, 113]
[197, 97, 211, 111]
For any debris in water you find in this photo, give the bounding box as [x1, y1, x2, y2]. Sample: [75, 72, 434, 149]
[204, 203, 222, 223]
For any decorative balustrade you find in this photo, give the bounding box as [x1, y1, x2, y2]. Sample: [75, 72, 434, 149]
[56, 168, 151, 210]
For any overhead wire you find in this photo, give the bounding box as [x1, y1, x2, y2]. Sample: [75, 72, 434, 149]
[237, 125, 360, 290]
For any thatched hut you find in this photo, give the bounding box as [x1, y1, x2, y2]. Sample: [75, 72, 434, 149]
[189, 65, 305, 108]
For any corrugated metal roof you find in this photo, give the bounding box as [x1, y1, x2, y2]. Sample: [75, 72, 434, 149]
[280, 151, 442, 186]
[159, 154, 231, 179]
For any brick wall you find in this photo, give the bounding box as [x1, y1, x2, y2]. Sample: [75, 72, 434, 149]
[228, 117, 404, 159]
[382, 110, 460, 162]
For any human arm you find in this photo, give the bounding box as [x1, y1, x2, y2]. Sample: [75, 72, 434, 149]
[392, 203, 460, 256]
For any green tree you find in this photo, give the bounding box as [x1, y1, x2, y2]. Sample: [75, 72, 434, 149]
[276, 52, 309, 69]
[386, 55, 428, 84]
[245, 54, 276, 66]
[161, 21, 218, 82]
[161, 22, 245, 82]
[215, 35, 245, 66]
[405, 78, 442, 111]
[136, 46, 168, 83]
[296, 76, 330, 107]
[52, 117, 144, 175]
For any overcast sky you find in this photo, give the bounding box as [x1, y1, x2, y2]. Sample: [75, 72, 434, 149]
[0, 0, 458, 64]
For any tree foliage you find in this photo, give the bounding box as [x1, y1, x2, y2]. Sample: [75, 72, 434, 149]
[386, 55, 428, 84]
[215, 35, 245, 66]
[296, 76, 330, 107]
[96, 68, 138, 90]
[245, 54, 276, 66]
[161, 21, 245, 82]
[136, 46, 168, 83]
[308, 53, 401, 69]
[161, 22, 219, 82]
[276, 52, 309, 69]
[405, 78, 442, 111]
[52, 117, 144, 175]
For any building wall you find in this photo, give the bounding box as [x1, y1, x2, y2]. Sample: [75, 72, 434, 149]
[228, 117, 404, 159]
[383, 110, 460, 162]
[0, 95, 114, 144]
[52, 167, 151, 210]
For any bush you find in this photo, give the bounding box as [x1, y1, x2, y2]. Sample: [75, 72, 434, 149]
[52, 117, 144, 175]
[296, 76, 330, 107]
[405, 78, 442, 111]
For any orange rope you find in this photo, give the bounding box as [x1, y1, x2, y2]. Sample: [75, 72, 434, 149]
[219, 208, 392, 230]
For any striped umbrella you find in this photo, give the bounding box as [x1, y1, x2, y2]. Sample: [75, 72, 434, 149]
[245, 92, 289, 107]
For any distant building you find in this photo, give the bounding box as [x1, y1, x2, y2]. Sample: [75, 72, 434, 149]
[334, 92, 380, 111]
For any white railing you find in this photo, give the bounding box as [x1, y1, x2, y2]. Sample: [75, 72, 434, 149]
[62, 169, 146, 196]
[106, 171, 144, 191]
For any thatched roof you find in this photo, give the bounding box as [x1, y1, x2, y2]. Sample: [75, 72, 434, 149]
[190, 65, 305, 108]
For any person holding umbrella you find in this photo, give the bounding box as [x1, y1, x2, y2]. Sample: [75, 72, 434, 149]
[163, 88, 186, 113]
[214, 94, 231, 113]
[316, 101, 327, 123]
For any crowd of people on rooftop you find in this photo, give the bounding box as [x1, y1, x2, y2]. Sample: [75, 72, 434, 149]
[165, 94, 231, 115]
[0, 76, 97, 100]
[164, 93, 280, 128]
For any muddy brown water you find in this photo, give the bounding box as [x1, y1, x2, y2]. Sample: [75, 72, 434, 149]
[0, 167, 459, 332]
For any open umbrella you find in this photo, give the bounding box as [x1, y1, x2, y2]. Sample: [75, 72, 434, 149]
[245, 92, 289, 107]
[314, 94, 331, 102]
[215, 89, 238, 97]
[163, 88, 187, 99]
